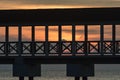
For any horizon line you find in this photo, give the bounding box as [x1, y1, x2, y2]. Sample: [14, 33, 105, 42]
[0, 6, 120, 10]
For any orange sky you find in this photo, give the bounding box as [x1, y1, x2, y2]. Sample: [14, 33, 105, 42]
[0, 0, 120, 10]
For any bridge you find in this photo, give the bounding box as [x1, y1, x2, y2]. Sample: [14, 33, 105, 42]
[0, 7, 120, 80]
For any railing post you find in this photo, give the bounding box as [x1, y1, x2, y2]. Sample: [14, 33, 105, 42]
[84, 25, 88, 56]
[45, 25, 49, 56]
[112, 24, 116, 55]
[72, 25, 76, 56]
[5, 26, 9, 56]
[32, 25, 35, 56]
[18, 25, 22, 56]
[58, 25, 62, 56]
[100, 24, 104, 56]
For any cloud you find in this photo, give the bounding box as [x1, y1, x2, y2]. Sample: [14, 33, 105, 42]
[0, 0, 120, 9]
[4, 0, 120, 5]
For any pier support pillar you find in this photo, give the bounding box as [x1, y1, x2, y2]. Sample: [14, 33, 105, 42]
[67, 64, 94, 80]
[82, 77, 88, 80]
[13, 63, 41, 77]
[75, 77, 80, 80]
[19, 77, 24, 80]
[13, 58, 41, 79]
[29, 77, 34, 80]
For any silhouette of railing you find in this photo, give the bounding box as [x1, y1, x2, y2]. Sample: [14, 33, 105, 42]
[0, 8, 120, 80]
[0, 8, 120, 57]
[0, 41, 120, 56]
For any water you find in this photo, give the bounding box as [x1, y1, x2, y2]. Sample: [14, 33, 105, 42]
[0, 64, 120, 80]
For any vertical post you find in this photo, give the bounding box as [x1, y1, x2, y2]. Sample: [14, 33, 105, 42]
[84, 25, 88, 55]
[75, 77, 80, 80]
[18, 25, 22, 56]
[45, 25, 49, 56]
[29, 76, 34, 80]
[19, 77, 24, 80]
[112, 24, 116, 55]
[100, 24, 104, 56]
[5, 26, 9, 56]
[82, 77, 88, 80]
[58, 25, 62, 56]
[72, 25, 76, 56]
[32, 26, 35, 56]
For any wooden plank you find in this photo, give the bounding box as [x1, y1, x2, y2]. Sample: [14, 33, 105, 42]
[0, 8, 120, 25]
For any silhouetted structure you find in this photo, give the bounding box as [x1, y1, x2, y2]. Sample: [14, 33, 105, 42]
[0, 7, 120, 80]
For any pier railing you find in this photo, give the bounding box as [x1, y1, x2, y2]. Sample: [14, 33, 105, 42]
[0, 8, 120, 80]
[0, 41, 120, 56]
[0, 8, 120, 57]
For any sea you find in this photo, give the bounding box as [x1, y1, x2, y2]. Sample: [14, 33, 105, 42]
[0, 64, 120, 80]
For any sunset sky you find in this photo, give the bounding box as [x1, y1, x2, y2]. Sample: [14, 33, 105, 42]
[0, 0, 120, 9]
[0, 0, 120, 41]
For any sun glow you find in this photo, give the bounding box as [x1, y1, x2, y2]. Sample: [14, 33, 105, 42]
[20, 5, 89, 9]
[0, 3, 93, 10]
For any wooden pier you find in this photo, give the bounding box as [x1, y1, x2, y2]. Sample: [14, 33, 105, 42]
[0, 7, 120, 80]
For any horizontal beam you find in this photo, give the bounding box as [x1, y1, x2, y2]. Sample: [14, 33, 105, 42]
[23, 56, 120, 64]
[22, 56, 120, 64]
[1, 56, 120, 64]
[0, 8, 120, 25]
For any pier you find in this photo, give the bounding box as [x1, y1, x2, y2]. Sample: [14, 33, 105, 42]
[0, 7, 120, 80]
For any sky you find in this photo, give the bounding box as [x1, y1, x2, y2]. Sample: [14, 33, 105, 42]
[0, 0, 120, 9]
